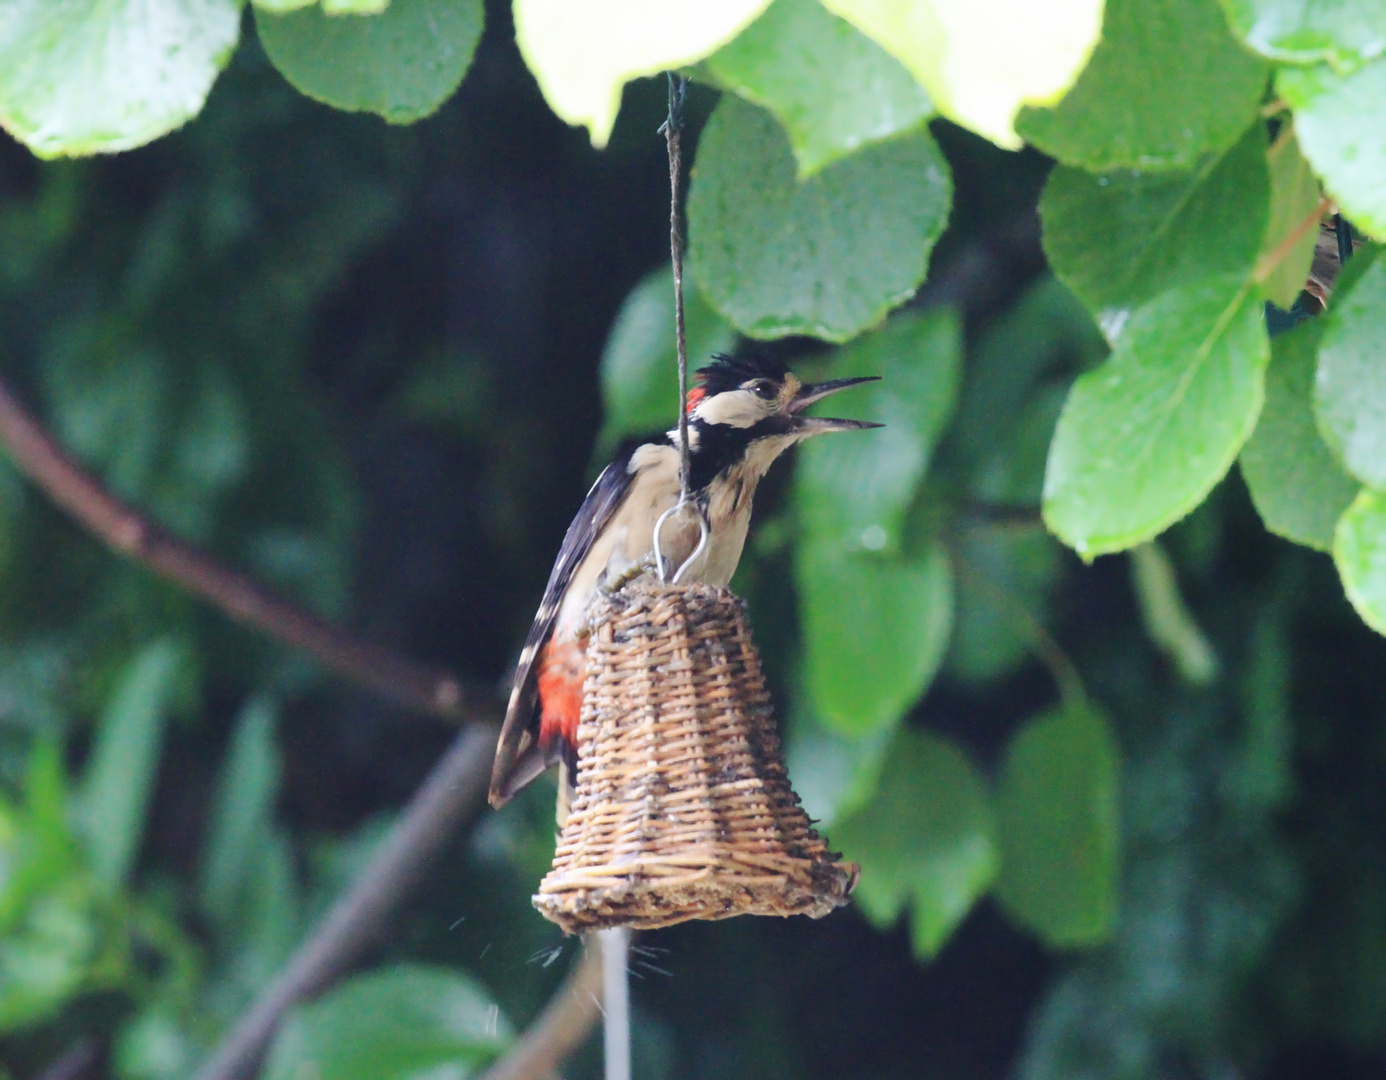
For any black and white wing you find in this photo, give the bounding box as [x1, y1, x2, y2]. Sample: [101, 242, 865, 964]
[488, 444, 639, 806]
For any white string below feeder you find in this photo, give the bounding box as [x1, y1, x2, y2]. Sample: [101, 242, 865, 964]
[544, 71, 858, 1080]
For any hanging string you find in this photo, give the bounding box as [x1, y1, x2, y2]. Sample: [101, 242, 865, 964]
[662, 72, 691, 503]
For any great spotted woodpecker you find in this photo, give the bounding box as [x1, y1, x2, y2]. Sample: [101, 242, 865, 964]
[487, 353, 880, 811]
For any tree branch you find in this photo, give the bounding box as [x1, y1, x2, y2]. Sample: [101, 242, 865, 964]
[193, 721, 498, 1080]
[478, 939, 605, 1080]
[35, 1038, 100, 1080]
[0, 375, 484, 723]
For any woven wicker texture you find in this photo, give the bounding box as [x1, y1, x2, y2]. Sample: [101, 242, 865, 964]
[534, 581, 858, 933]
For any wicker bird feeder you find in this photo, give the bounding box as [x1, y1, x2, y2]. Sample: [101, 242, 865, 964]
[533, 579, 858, 934]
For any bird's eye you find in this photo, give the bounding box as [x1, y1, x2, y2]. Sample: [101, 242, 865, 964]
[753, 380, 778, 401]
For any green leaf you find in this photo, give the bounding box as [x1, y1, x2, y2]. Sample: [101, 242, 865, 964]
[1129, 541, 1219, 685]
[1240, 319, 1358, 550]
[513, 0, 772, 146]
[596, 268, 736, 459]
[688, 95, 950, 342]
[1016, 0, 1269, 171]
[199, 697, 283, 930]
[951, 274, 1109, 475]
[1220, 0, 1386, 67]
[948, 523, 1064, 684]
[820, 0, 1104, 150]
[798, 539, 953, 737]
[0, 877, 101, 1032]
[1313, 253, 1386, 487]
[995, 703, 1120, 948]
[263, 964, 512, 1080]
[255, 0, 484, 124]
[832, 728, 997, 958]
[794, 309, 961, 549]
[78, 640, 190, 889]
[785, 705, 894, 827]
[702, 0, 931, 177]
[1334, 489, 1386, 635]
[1258, 129, 1326, 309]
[0, 0, 241, 158]
[255, 0, 392, 10]
[1039, 123, 1270, 327]
[1043, 278, 1270, 557]
[0, 744, 80, 932]
[1281, 59, 1386, 239]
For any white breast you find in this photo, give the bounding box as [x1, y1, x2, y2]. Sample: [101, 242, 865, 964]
[552, 439, 785, 639]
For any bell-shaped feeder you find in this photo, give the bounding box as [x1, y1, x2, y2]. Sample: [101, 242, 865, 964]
[533, 517, 858, 932]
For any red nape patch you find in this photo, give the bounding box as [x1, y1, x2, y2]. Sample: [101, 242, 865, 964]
[537, 639, 585, 753]
[685, 386, 706, 414]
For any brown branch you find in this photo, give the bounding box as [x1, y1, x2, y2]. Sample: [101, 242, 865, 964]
[193, 721, 498, 1080]
[0, 375, 485, 723]
[35, 1038, 100, 1080]
[477, 940, 605, 1080]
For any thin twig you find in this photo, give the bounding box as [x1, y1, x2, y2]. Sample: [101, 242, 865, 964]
[0, 375, 481, 723]
[477, 941, 605, 1080]
[193, 721, 498, 1080]
[663, 72, 691, 503]
[952, 548, 1087, 708]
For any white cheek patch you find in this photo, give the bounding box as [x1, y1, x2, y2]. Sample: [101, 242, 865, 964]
[693, 389, 767, 428]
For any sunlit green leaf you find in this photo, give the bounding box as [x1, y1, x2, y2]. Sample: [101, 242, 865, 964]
[833, 728, 997, 957]
[703, 0, 931, 176]
[596, 268, 736, 459]
[199, 697, 283, 930]
[1313, 253, 1386, 487]
[78, 640, 190, 889]
[512, 0, 772, 146]
[1333, 489, 1386, 636]
[1017, 0, 1269, 171]
[263, 964, 512, 1080]
[1240, 320, 1358, 550]
[1043, 278, 1270, 557]
[0, 878, 101, 1032]
[255, 0, 484, 124]
[798, 539, 953, 737]
[1280, 59, 1386, 239]
[995, 702, 1120, 948]
[795, 309, 960, 549]
[820, 0, 1104, 149]
[1039, 124, 1269, 329]
[1220, 0, 1386, 67]
[688, 95, 950, 342]
[0, 0, 241, 158]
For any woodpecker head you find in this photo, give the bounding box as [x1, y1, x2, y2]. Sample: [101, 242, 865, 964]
[678, 353, 880, 491]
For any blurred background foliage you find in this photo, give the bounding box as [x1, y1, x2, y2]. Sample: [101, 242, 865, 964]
[0, 1, 1384, 1079]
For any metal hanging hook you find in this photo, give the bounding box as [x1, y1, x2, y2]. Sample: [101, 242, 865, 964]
[653, 502, 708, 585]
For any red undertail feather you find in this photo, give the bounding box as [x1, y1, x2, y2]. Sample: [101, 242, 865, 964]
[537, 638, 585, 764]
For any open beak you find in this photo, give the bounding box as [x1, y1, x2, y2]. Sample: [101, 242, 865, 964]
[789, 376, 883, 433]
